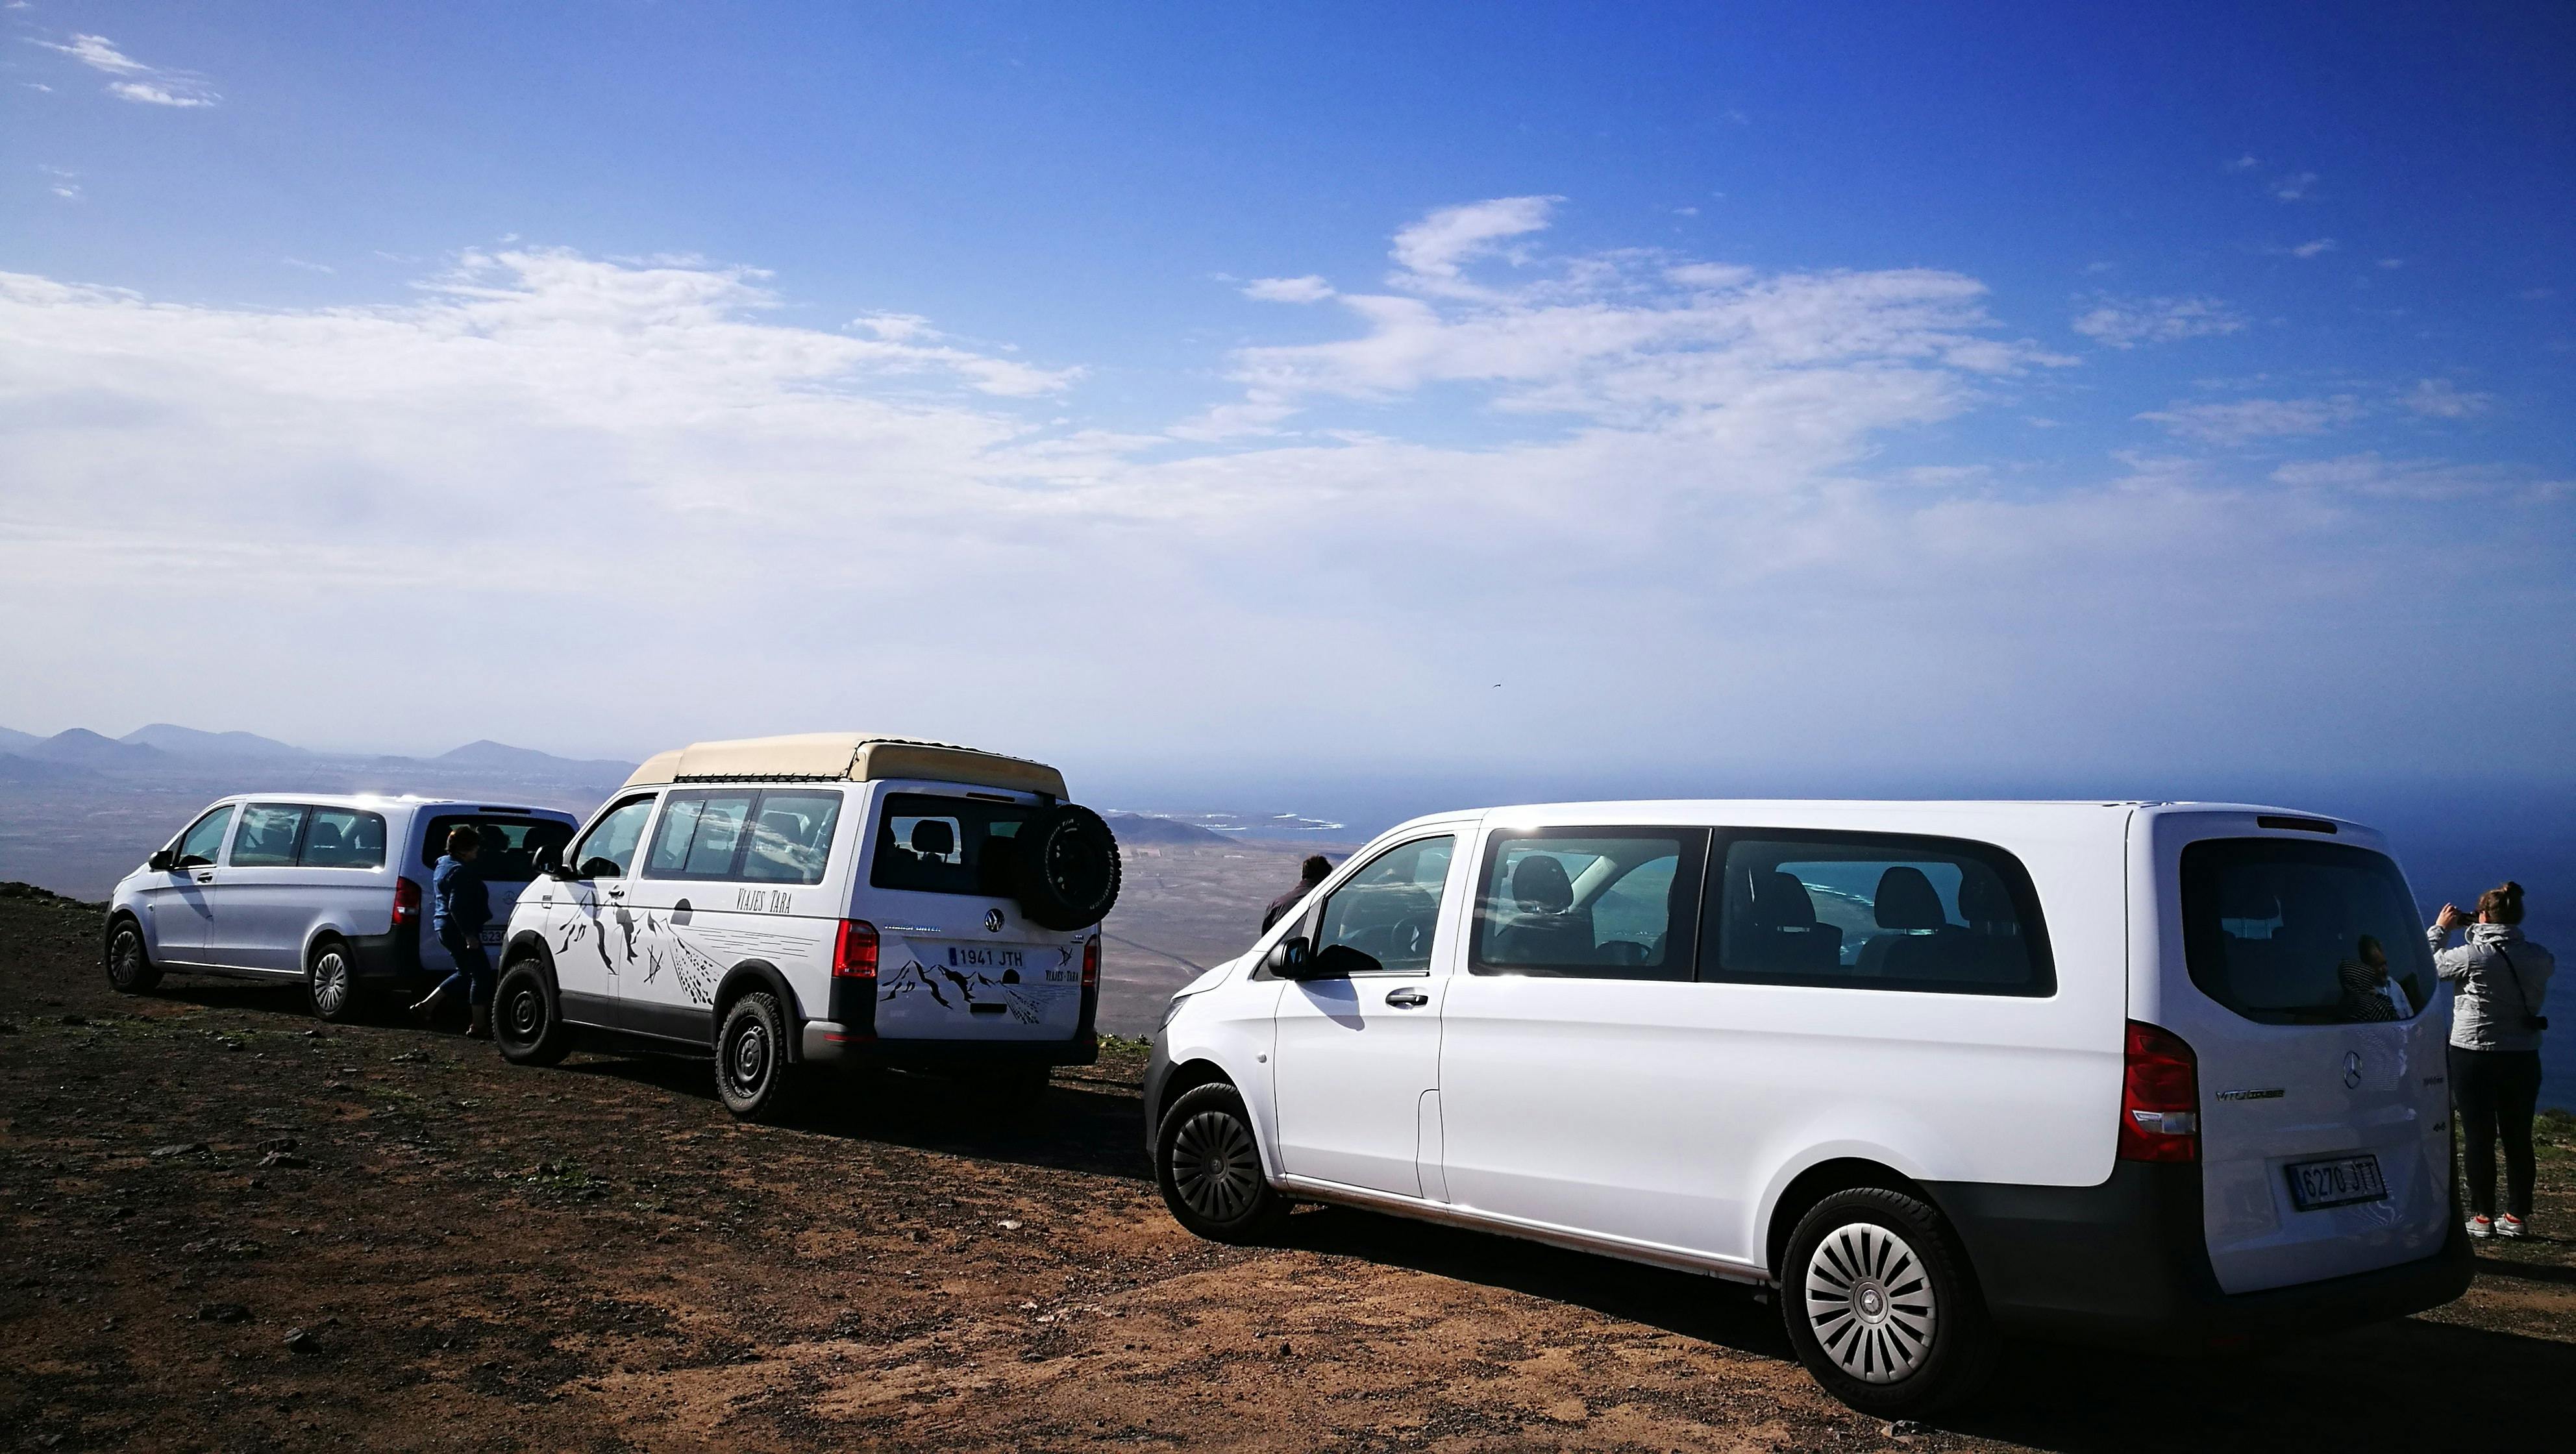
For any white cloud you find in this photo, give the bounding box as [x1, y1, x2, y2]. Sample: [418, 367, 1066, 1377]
[2272, 171, 2318, 201]
[40, 164, 78, 201]
[2225, 154, 2262, 171]
[1387, 195, 1559, 295]
[2138, 396, 2362, 445]
[2070, 295, 2245, 349]
[2378, 258, 2404, 270]
[25, 32, 219, 107]
[1241, 275, 1334, 304]
[2273, 454, 2560, 502]
[2402, 378, 2494, 419]
[34, 34, 150, 74]
[108, 80, 215, 107]
[2289, 238, 2336, 259]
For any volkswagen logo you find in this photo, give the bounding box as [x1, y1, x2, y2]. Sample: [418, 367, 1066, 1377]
[2342, 1051, 2362, 1090]
[984, 908, 1005, 933]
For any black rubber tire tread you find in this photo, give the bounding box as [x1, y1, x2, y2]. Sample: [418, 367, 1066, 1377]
[104, 917, 160, 994]
[1779, 1185, 1998, 1418]
[493, 959, 573, 1067]
[715, 991, 799, 1122]
[1010, 804, 1122, 931]
[306, 937, 366, 1024]
[1155, 1081, 1289, 1244]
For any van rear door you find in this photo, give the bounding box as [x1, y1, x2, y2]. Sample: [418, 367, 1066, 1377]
[2156, 824, 2451, 1295]
[863, 789, 1090, 1041]
[417, 809, 579, 953]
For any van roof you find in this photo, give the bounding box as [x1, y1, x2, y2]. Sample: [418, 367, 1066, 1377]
[621, 732, 1067, 798]
[1370, 798, 2376, 843]
[208, 794, 575, 817]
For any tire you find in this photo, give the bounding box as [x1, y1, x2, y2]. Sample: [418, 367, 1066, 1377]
[493, 959, 572, 1066]
[306, 938, 365, 1024]
[1779, 1187, 1997, 1418]
[104, 918, 160, 994]
[1156, 1082, 1289, 1243]
[1010, 804, 1122, 931]
[715, 991, 799, 1122]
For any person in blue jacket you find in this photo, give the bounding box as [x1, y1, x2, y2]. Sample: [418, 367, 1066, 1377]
[410, 826, 495, 1037]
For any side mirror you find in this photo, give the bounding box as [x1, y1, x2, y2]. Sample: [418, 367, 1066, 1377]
[148, 848, 175, 873]
[532, 843, 565, 879]
[1264, 935, 1313, 979]
[1311, 943, 1385, 979]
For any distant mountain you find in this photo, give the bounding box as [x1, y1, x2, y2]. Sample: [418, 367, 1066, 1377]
[25, 729, 168, 767]
[0, 753, 101, 784]
[119, 724, 312, 760]
[0, 726, 42, 753]
[1105, 813, 1232, 845]
[432, 739, 634, 780]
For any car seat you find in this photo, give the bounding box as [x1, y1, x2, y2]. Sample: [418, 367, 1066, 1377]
[1857, 865, 1951, 978]
[1736, 869, 1843, 976]
[1487, 854, 1596, 965]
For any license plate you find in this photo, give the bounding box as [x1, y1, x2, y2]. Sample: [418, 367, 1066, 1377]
[943, 944, 1026, 972]
[479, 926, 502, 946]
[2286, 1154, 2387, 1211]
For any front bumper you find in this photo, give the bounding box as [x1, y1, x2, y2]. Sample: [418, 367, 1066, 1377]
[1929, 1161, 2473, 1350]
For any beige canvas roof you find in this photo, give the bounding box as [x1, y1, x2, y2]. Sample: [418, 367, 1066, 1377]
[621, 733, 1065, 798]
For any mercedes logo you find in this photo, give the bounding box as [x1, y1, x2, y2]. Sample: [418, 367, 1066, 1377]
[984, 908, 1005, 933]
[2342, 1051, 2362, 1090]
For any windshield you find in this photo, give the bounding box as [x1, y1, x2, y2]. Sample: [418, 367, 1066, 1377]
[2180, 837, 2434, 1024]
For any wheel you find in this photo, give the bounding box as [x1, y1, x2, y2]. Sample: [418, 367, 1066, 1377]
[1156, 1082, 1289, 1243]
[1010, 804, 1122, 930]
[493, 959, 572, 1066]
[715, 992, 799, 1122]
[104, 918, 160, 994]
[306, 938, 365, 1023]
[1779, 1187, 1996, 1418]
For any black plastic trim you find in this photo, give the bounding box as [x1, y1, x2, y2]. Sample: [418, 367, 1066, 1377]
[341, 922, 420, 981]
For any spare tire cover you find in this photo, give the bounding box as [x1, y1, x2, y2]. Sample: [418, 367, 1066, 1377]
[1011, 804, 1122, 930]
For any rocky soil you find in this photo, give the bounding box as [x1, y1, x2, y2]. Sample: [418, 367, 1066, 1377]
[4, 883, 2573, 1452]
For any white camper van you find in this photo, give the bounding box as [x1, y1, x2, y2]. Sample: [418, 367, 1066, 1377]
[492, 733, 1121, 1120]
[1144, 800, 2470, 1414]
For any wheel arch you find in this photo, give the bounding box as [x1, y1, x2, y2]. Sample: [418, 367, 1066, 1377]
[713, 960, 802, 1058]
[1763, 1155, 1937, 1281]
[1151, 1056, 1239, 1140]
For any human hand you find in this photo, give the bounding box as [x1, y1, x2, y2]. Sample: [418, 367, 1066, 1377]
[2436, 904, 2470, 931]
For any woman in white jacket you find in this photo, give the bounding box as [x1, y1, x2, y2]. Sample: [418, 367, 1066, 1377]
[2432, 881, 2555, 1239]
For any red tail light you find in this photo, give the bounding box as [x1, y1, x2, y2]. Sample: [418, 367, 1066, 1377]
[833, 919, 879, 980]
[2119, 1020, 2199, 1163]
[1081, 935, 1100, 991]
[392, 877, 423, 927]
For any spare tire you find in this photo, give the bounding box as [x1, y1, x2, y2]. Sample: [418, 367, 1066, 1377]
[1011, 804, 1122, 930]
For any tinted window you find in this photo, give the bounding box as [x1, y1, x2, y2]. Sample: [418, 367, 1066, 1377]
[573, 796, 656, 878]
[423, 815, 571, 880]
[230, 804, 308, 868]
[645, 791, 758, 880]
[871, 793, 1032, 896]
[173, 806, 234, 868]
[1313, 836, 1455, 974]
[741, 791, 843, 885]
[1705, 832, 2053, 995]
[1472, 830, 1707, 981]
[2181, 838, 2433, 1024]
[301, 808, 387, 869]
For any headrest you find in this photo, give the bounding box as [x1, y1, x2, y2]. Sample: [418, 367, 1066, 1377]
[910, 819, 956, 857]
[1511, 854, 1574, 915]
[1874, 866, 1947, 931]
[758, 811, 805, 841]
[1955, 870, 2012, 927]
[308, 822, 344, 849]
[1750, 870, 1820, 928]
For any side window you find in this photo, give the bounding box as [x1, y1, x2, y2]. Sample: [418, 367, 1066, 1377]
[173, 806, 235, 868]
[1470, 830, 1707, 981]
[1311, 835, 1455, 974]
[741, 790, 843, 885]
[573, 796, 657, 879]
[300, 809, 387, 869]
[644, 790, 758, 880]
[229, 804, 309, 868]
[1702, 832, 2052, 996]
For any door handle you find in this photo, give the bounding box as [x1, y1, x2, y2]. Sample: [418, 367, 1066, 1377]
[606, 886, 625, 898]
[1383, 987, 1430, 1008]
[195, 872, 216, 883]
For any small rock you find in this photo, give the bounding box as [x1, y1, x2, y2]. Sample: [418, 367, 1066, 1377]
[301, 1029, 321, 1039]
[283, 1327, 316, 1353]
[1279, 1340, 1293, 1358]
[196, 1302, 250, 1324]
[150, 1142, 210, 1159]
[258, 1152, 310, 1170]
[997, 1219, 1022, 1231]
[59, 1013, 88, 1026]
[1886, 1420, 1926, 1439]
[336, 1066, 360, 1075]
[388, 1051, 425, 1063]
[260, 1137, 299, 1153]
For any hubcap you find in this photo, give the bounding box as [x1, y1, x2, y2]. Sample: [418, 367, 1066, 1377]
[1169, 1110, 1261, 1222]
[112, 933, 143, 985]
[1805, 1222, 1937, 1385]
[313, 953, 347, 1013]
[507, 990, 541, 1039]
[731, 1023, 768, 1091]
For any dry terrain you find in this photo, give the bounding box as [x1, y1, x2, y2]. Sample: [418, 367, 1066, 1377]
[5, 885, 2574, 1453]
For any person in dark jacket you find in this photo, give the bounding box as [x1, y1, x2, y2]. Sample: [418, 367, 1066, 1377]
[410, 826, 496, 1038]
[1263, 855, 1333, 932]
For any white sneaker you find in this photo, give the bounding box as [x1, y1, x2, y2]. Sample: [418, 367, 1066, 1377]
[2467, 1215, 2494, 1239]
[2497, 1215, 2527, 1240]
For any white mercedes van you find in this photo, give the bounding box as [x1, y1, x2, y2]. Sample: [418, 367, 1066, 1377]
[1143, 801, 2471, 1414]
[103, 795, 578, 1022]
[492, 733, 1121, 1121]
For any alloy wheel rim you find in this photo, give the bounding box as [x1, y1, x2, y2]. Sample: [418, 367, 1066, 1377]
[313, 953, 348, 1014]
[112, 932, 143, 986]
[1804, 1221, 1937, 1385]
[1170, 1110, 1261, 1222]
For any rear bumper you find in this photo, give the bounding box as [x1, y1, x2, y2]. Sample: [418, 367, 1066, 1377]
[1929, 1162, 2472, 1350]
[799, 1021, 1098, 1069]
[343, 925, 421, 981]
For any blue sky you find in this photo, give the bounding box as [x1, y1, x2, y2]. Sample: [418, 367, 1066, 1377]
[2, 2, 2570, 793]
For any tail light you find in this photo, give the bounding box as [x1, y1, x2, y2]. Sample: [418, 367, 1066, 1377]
[1081, 934, 1100, 991]
[2119, 1020, 2199, 1163]
[392, 877, 423, 928]
[833, 919, 879, 981]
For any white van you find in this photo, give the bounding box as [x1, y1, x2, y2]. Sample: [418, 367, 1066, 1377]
[103, 795, 578, 1022]
[492, 733, 1121, 1120]
[1144, 801, 2471, 1414]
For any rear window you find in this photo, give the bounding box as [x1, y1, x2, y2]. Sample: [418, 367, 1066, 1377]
[2181, 838, 2433, 1024]
[424, 815, 574, 882]
[1703, 832, 2053, 995]
[871, 793, 1032, 896]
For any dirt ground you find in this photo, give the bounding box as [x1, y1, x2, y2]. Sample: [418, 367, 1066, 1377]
[5, 887, 2574, 1453]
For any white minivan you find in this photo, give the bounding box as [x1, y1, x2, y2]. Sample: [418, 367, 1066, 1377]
[103, 795, 578, 1022]
[492, 733, 1121, 1121]
[1145, 801, 2471, 1414]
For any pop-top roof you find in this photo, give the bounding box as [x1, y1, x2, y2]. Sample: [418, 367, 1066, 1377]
[621, 733, 1065, 798]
